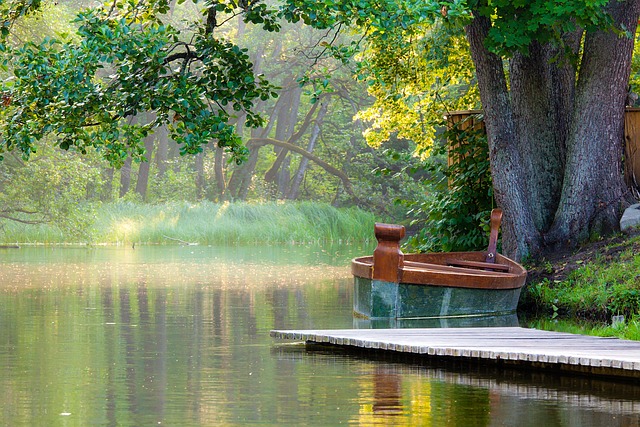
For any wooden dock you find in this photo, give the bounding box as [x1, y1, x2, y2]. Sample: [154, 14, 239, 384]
[270, 327, 640, 380]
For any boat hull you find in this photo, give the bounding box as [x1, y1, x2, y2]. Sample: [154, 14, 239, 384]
[354, 276, 523, 320]
[352, 252, 527, 320]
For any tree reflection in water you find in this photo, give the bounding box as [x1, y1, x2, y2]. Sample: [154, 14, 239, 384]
[0, 246, 639, 426]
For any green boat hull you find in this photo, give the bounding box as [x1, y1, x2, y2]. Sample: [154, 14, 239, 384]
[353, 276, 523, 320]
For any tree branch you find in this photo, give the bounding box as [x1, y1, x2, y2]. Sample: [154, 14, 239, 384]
[263, 93, 331, 182]
[251, 137, 357, 199]
[0, 212, 47, 224]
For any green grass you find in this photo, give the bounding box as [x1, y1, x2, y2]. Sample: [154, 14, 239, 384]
[523, 246, 640, 320]
[0, 223, 68, 244]
[526, 316, 640, 341]
[522, 232, 640, 340]
[0, 200, 377, 245]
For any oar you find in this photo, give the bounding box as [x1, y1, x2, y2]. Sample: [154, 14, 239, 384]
[485, 208, 502, 264]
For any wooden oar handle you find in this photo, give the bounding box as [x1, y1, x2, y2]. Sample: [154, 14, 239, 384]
[373, 223, 405, 282]
[485, 208, 502, 264]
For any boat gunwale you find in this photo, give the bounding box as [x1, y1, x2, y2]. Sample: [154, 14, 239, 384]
[352, 252, 527, 290]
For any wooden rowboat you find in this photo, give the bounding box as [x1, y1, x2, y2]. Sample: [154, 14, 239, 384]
[352, 209, 527, 319]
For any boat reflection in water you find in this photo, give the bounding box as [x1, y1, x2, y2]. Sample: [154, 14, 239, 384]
[353, 312, 520, 329]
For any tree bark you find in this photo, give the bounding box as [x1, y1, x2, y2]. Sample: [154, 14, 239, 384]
[135, 132, 155, 200]
[546, 0, 640, 245]
[287, 99, 329, 199]
[509, 39, 578, 231]
[465, 15, 541, 259]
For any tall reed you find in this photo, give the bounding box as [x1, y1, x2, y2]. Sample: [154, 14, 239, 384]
[0, 201, 378, 245]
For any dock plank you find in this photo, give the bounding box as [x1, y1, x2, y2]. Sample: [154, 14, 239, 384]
[270, 327, 640, 379]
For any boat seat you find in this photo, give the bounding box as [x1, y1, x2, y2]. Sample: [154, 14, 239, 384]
[446, 259, 511, 272]
[402, 260, 517, 277]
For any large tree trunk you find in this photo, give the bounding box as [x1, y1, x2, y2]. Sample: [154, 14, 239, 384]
[465, 15, 541, 259]
[510, 40, 578, 232]
[466, 1, 640, 260]
[546, 0, 640, 245]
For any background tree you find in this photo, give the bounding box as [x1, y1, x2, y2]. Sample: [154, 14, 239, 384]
[0, 0, 424, 230]
[1, 0, 279, 166]
[283, 0, 640, 259]
[0, 146, 102, 239]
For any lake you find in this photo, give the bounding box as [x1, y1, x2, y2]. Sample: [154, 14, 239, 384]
[1, 245, 639, 426]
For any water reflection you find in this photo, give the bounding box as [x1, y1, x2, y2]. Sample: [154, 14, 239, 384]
[371, 369, 403, 416]
[354, 313, 521, 329]
[273, 345, 640, 426]
[1, 246, 639, 426]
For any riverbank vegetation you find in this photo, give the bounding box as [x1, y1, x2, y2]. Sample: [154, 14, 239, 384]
[526, 317, 640, 342]
[0, 201, 376, 245]
[521, 229, 640, 340]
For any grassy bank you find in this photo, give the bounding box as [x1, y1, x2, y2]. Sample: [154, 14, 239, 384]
[524, 317, 640, 341]
[0, 201, 377, 245]
[521, 230, 640, 340]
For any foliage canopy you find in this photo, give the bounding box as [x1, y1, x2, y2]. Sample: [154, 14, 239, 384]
[1, 0, 281, 166]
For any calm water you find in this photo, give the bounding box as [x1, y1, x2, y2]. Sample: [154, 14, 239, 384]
[1, 245, 639, 426]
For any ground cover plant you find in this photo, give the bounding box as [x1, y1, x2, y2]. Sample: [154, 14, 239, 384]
[522, 228, 640, 339]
